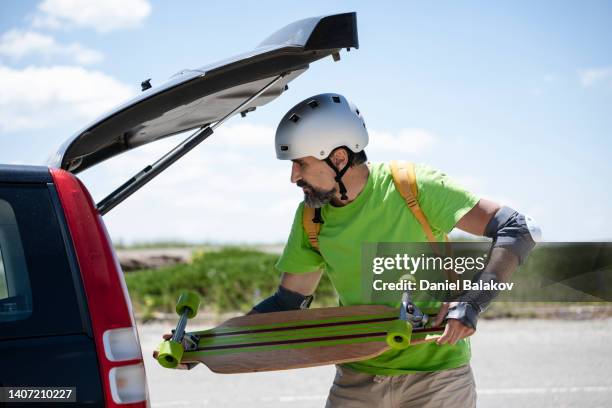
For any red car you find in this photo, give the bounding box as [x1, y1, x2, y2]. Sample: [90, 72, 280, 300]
[0, 12, 357, 407]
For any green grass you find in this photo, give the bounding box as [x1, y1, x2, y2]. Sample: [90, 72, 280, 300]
[125, 247, 337, 320]
[113, 240, 286, 250]
[113, 239, 204, 250]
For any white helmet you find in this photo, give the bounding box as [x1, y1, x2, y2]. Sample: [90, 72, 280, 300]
[275, 93, 368, 201]
[275, 93, 368, 161]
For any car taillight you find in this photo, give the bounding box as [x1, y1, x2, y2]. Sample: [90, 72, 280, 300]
[104, 327, 142, 362]
[109, 364, 148, 404]
[50, 168, 149, 407]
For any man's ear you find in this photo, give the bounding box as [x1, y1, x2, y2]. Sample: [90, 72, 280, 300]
[330, 148, 349, 168]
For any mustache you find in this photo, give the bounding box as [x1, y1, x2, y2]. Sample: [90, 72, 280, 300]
[296, 180, 312, 189]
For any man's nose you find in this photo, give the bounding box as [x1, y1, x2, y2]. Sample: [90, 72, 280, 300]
[290, 162, 301, 184]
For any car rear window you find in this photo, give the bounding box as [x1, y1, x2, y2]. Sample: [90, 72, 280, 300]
[0, 246, 8, 298]
[0, 198, 33, 323]
[0, 246, 7, 298]
[0, 184, 88, 340]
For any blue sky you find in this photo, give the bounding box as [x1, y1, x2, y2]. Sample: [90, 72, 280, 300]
[1, 0, 611, 243]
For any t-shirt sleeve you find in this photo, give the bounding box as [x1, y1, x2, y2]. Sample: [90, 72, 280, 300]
[415, 164, 480, 234]
[275, 202, 326, 273]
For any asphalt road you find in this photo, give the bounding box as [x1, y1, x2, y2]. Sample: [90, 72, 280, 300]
[138, 318, 612, 408]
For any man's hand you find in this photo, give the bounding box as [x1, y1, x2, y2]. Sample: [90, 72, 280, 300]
[432, 302, 476, 345]
[152, 333, 173, 360]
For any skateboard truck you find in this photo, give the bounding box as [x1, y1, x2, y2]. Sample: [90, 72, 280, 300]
[167, 329, 200, 370]
[384, 290, 427, 351]
[169, 329, 200, 351]
[400, 290, 429, 329]
[157, 292, 201, 368]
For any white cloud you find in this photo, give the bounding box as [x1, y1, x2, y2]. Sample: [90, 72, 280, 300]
[32, 0, 152, 33]
[578, 66, 612, 87]
[0, 64, 134, 132]
[368, 128, 437, 154]
[30, 15, 64, 31]
[0, 29, 103, 64]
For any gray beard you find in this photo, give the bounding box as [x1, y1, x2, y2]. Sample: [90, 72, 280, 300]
[300, 184, 337, 208]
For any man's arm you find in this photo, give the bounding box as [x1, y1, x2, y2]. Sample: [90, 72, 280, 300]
[280, 270, 323, 295]
[455, 198, 500, 236]
[248, 270, 323, 314]
[455, 198, 521, 282]
[434, 198, 538, 344]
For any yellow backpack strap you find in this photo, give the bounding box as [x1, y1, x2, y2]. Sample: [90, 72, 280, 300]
[390, 161, 457, 284]
[389, 161, 438, 244]
[302, 205, 321, 252]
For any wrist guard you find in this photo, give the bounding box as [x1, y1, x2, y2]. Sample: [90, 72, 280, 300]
[446, 302, 480, 330]
[252, 285, 314, 313]
[458, 270, 499, 315]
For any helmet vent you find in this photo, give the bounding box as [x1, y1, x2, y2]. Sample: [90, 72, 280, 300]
[356, 109, 360, 115]
[332, 96, 341, 103]
[307, 100, 319, 109]
[289, 114, 300, 123]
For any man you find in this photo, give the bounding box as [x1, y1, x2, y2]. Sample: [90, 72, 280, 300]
[251, 93, 539, 407]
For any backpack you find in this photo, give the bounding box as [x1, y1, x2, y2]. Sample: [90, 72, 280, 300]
[302, 160, 449, 255]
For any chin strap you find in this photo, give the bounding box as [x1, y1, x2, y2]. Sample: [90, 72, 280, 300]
[324, 155, 352, 201]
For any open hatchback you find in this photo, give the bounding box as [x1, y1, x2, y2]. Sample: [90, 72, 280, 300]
[48, 12, 359, 214]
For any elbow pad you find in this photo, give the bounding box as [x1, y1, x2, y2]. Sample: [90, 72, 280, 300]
[484, 206, 541, 265]
[252, 285, 314, 313]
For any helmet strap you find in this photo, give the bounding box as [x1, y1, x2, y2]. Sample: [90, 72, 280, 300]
[324, 154, 352, 201]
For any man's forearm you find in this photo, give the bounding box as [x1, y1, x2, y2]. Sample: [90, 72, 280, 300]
[447, 206, 540, 329]
[458, 246, 519, 312]
[250, 285, 314, 314]
[249, 271, 322, 314]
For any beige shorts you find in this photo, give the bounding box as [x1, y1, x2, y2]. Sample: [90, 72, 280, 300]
[325, 364, 477, 408]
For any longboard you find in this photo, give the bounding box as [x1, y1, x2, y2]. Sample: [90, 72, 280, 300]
[156, 294, 444, 374]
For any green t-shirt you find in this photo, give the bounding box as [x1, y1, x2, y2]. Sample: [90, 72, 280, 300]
[275, 162, 480, 374]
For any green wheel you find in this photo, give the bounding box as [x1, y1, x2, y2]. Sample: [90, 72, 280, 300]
[386, 320, 413, 350]
[175, 292, 201, 318]
[157, 340, 184, 368]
